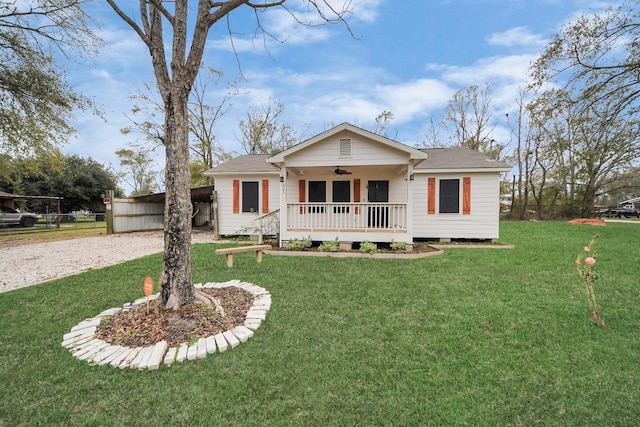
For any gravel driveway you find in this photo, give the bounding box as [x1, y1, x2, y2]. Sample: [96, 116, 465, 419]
[0, 230, 217, 293]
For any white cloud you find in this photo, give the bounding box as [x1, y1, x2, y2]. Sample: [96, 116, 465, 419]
[374, 79, 455, 122]
[486, 27, 547, 48]
[432, 54, 535, 88]
[350, 0, 382, 23]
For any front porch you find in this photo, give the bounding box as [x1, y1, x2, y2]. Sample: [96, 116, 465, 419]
[281, 202, 412, 245]
[286, 202, 408, 231]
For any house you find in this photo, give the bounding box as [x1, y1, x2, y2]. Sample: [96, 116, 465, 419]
[619, 196, 640, 210]
[205, 123, 511, 247]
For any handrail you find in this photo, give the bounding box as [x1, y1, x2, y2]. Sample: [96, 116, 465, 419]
[286, 203, 407, 231]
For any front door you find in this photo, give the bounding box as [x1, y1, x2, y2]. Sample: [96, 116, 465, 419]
[368, 180, 389, 228]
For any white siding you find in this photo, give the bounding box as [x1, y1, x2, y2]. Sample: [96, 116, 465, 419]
[412, 173, 501, 239]
[215, 175, 280, 236]
[285, 130, 410, 167]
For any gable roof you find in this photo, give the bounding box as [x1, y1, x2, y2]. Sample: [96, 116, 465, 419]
[204, 132, 512, 176]
[620, 196, 640, 204]
[415, 147, 511, 173]
[205, 154, 279, 176]
[267, 122, 428, 164]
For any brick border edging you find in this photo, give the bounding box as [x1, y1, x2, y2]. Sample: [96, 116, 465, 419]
[61, 280, 271, 371]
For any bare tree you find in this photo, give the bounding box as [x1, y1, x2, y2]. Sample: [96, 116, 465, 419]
[442, 83, 496, 153]
[238, 99, 302, 155]
[122, 69, 240, 186]
[189, 68, 241, 170]
[505, 90, 538, 220]
[106, 0, 350, 309]
[115, 143, 160, 196]
[419, 117, 444, 148]
[121, 82, 166, 148]
[372, 110, 397, 139]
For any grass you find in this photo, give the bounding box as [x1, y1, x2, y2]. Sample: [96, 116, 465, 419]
[0, 225, 107, 246]
[1, 221, 639, 425]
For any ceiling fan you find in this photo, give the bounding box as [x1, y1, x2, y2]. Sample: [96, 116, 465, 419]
[333, 166, 352, 176]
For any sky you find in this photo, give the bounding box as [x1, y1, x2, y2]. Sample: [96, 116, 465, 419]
[60, 0, 611, 193]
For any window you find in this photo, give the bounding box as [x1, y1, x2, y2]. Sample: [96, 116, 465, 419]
[242, 181, 259, 213]
[332, 181, 350, 213]
[308, 181, 326, 213]
[332, 181, 350, 202]
[439, 179, 459, 213]
[308, 181, 326, 202]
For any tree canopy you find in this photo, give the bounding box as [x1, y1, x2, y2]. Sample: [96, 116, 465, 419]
[0, 1, 99, 158]
[0, 154, 122, 212]
[526, 0, 640, 216]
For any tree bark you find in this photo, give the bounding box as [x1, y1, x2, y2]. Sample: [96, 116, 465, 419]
[160, 88, 195, 309]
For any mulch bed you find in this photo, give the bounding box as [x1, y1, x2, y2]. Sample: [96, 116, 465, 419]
[95, 287, 254, 348]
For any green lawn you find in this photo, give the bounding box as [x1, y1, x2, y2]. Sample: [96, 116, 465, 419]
[1, 221, 639, 426]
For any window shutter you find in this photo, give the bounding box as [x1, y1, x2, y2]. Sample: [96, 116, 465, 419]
[232, 180, 240, 214]
[427, 177, 436, 214]
[353, 179, 360, 214]
[463, 177, 471, 215]
[261, 180, 269, 214]
[298, 179, 306, 214]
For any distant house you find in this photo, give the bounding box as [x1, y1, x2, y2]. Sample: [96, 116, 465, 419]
[620, 197, 640, 210]
[205, 123, 511, 247]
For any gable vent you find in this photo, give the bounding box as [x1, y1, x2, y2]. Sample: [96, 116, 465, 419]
[338, 138, 352, 158]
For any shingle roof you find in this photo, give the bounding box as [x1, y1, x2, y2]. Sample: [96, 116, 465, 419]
[205, 148, 511, 174]
[415, 147, 511, 171]
[205, 155, 279, 175]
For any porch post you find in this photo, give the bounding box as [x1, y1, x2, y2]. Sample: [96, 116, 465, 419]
[279, 167, 286, 247]
[406, 165, 414, 241]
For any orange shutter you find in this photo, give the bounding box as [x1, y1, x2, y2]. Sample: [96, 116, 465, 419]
[354, 179, 360, 214]
[232, 180, 240, 214]
[462, 177, 471, 215]
[427, 177, 436, 214]
[298, 180, 306, 214]
[261, 180, 269, 213]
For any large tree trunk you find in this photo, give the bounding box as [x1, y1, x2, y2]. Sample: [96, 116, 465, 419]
[105, 0, 351, 310]
[160, 88, 195, 309]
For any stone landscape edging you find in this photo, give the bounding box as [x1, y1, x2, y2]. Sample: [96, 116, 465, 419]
[61, 280, 270, 371]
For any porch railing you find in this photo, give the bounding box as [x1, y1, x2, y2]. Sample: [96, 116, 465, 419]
[286, 203, 407, 231]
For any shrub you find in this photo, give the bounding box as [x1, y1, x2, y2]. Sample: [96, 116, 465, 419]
[318, 237, 340, 252]
[390, 240, 407, 252]
[285, 236, 312, 251]
[359, 241, 377, 254]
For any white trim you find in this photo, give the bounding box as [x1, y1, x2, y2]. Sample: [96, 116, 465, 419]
[267, 123, 428, 164]
[207, 171, 279, 176]
[415, 167, 511, 174]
